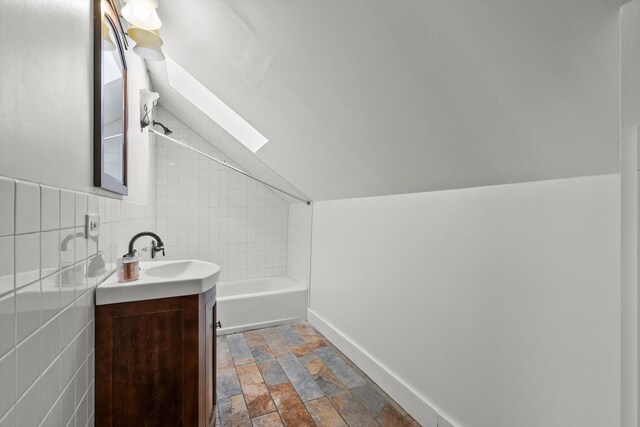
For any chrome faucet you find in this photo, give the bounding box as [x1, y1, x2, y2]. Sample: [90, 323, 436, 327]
[126, 232, 166, 259]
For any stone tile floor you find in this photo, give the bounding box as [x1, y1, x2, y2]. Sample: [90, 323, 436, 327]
[216, 323, 421, 427]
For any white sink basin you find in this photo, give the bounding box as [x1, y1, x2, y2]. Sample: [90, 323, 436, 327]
[145, 260, 204, 278]
[96, 260, 220, 305]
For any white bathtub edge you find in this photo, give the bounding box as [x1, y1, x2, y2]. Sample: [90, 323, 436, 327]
[217, 316, 306, 335]
[217, 286, 306, 302]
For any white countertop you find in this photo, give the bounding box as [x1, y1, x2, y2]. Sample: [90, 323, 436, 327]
[96, 260, 220, 306]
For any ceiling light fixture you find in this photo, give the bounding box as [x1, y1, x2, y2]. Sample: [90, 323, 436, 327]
[121, 0, 166, 61]
[121, 0, 161, 30]
[127, 26, 162, 48]
[133, 44, 165, 61]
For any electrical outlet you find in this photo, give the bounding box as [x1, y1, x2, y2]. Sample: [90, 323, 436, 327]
[86, 214, 101, 238]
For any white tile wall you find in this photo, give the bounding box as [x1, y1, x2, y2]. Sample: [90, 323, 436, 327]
[155, 107, 290, 281]
[0, 178, 14, 237]
[287, 203, 313, 286]
[0, 175, 155, 427]
[0, 237, 13, 296]
[150, 76, 311, 206]
[15, 181, 40, 235]
[40, 187, 60, 233]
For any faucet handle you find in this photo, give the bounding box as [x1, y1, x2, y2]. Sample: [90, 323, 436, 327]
[151, 240, 166, 259]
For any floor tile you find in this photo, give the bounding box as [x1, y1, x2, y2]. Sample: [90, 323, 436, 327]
[251, 345, 275, 363]
[219, 323, 422, 427]
[291, 323, 318, 337]
[244, 330, 269, 348]
[277, 355, 324, 402]
[236, 363, 277, 418]
[251, 412, 283, 427]
[350, 383, 387, 419]
[351, 383, 410, 425]
[298, 353, 325, 377]
[219, 394, 252, 427]
[299, 354, 348, 396]
[314, 347, 366, 389]
[260, 328, 293, 358]
[292, 324, 328, 350]
[268, 383, 316, 427]
[305, 397, 348, 427]
[257, 359, 289, 386]
[377, 403, 411, 426]
[276, 325, 306, 347]
[301, 334, 327, 350]
[228, 333, 255, 366]
[217, 336, 235, 371]
[290, 344, 313, 357]
[326, 390, 378, 427]
[217, 368, 243, 398]
[330, 345, 370, 381]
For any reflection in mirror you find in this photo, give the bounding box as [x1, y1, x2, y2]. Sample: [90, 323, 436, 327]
[102, 18, 125, 184]
[94, 0, 128, 195]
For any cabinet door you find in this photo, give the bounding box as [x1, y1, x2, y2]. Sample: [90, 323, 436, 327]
[205, 300, 216, 426]
[97, 295, 201, 427]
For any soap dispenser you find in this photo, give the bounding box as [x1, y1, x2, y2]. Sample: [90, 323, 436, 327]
[117, 254, 139, 282]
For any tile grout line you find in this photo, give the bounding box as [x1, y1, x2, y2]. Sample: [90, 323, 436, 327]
[291, 327, 353, 427]
[245, 327, 317, 426]
[249, 349, 282, 426]
[0, 175, 158, 426]
[276, 327, 326, 426]
[12, 179, 17, 416]
[225, 334, 253, 425]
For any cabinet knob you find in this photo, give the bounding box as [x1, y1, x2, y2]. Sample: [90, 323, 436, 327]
[216, 321, 222, 329]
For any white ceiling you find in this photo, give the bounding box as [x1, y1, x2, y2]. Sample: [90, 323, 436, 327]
[157, 0, 620, 201]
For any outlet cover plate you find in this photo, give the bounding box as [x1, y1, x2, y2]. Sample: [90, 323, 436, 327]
[86, 214, 100, 238]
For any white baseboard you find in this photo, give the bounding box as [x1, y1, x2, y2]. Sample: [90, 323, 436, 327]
[307, 308, 458, 427]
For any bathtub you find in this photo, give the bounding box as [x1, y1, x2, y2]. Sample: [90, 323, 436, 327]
[216, 276, 307, 334]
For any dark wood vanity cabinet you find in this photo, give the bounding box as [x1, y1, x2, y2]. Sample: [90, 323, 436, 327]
[96, 288, 216, 427]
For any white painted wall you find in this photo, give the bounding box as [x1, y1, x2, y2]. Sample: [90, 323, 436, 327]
[309, 175, 620, 427]
[0, 0, 155, 205]
[621, 2, 640, 425]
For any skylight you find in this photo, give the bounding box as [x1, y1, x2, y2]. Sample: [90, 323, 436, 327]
[165, 57, 268, 153]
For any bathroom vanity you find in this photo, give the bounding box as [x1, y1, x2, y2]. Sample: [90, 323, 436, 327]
[95, 260, 220, 427]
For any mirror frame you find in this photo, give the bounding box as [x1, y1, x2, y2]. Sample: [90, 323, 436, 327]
[94, 0, 129, 195]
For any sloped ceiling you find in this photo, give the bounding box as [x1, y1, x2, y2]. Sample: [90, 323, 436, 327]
[149, 74, 310, 204]
[157, 0, 620, 201]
